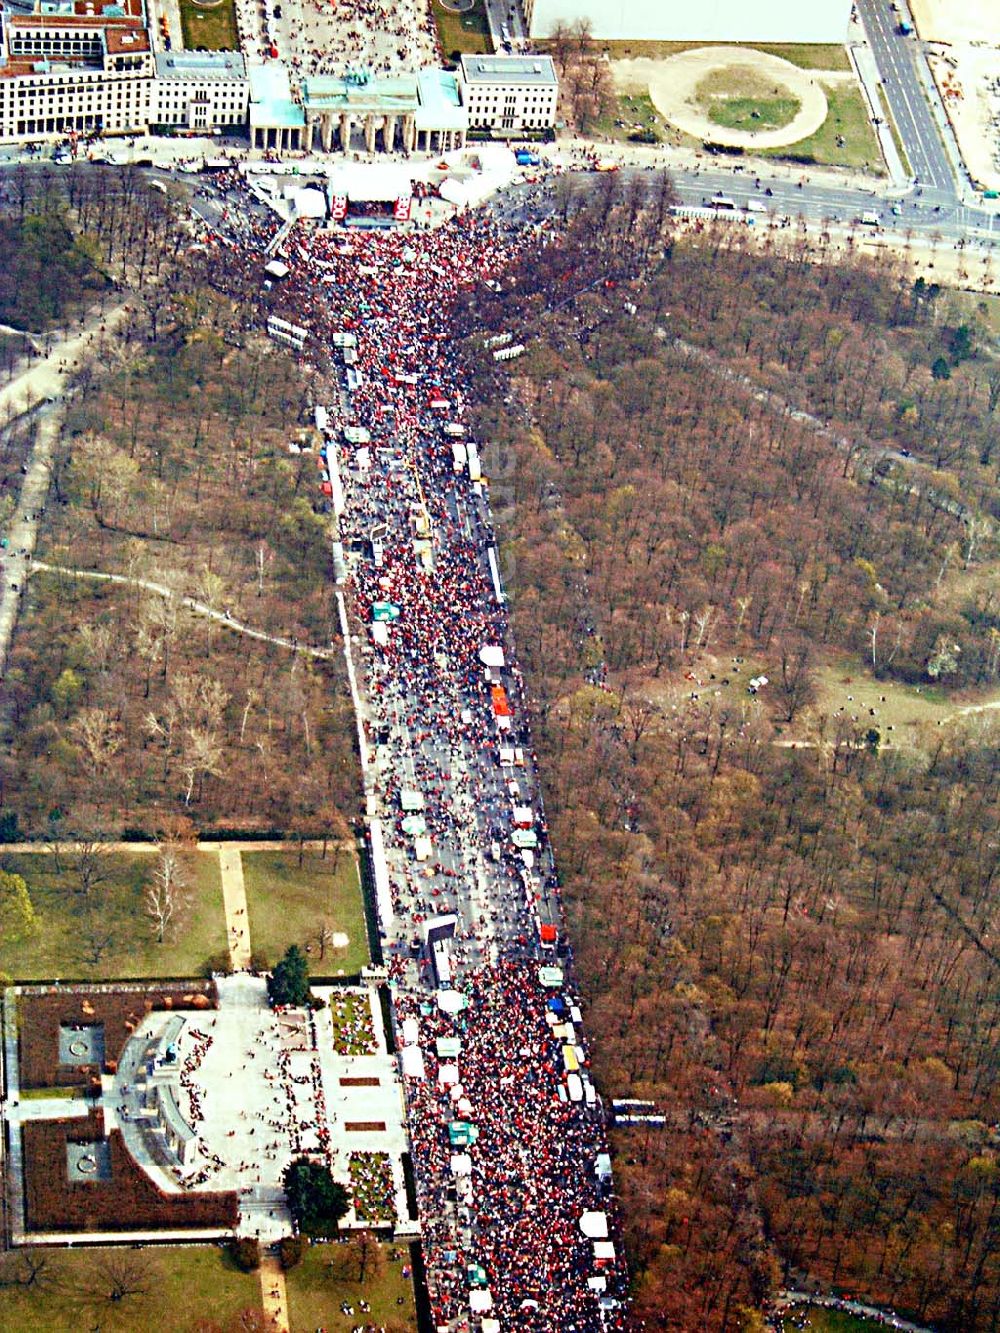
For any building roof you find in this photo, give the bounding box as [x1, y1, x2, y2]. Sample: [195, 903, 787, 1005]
[415, 67, 467, 131]
[248, 60, 305, 128]
[301, 70, 419, 115]
[155, 50, 246, 79]
[10, 11, 142, 24]
[104, 25, 148, 53]
[459, 53, 557, 86]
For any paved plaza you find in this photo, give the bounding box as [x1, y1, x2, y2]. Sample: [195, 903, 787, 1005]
[107, 976, 412, 1241]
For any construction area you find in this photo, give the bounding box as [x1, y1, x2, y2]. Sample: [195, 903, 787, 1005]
[911, 0, 1000, 192]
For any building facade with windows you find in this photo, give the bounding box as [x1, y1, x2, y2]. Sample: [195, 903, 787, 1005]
[458, 54, 557, 135]
[0, 0, 247, 143]
[151, 52, 248, 134]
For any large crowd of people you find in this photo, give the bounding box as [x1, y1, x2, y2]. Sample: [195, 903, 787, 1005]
[220, 195, 626, 1327]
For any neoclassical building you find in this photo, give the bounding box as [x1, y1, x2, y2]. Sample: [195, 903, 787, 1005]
[300, 67, 467, 155]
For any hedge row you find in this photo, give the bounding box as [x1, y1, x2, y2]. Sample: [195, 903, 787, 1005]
[23, 1113, 237, 1232]
[18, 982, 217, 1089]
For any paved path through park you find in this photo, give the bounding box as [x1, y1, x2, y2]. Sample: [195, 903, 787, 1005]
[259, 1253, 290, 1331]
[219, 847, 252, 971]
[29, 560, 338, 660]
[0, 300, 130, 675]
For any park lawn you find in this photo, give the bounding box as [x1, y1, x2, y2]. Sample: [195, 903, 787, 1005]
[0, 1244, 261, 1333]
[284, 1241, 416, 1332]
[593, 90, 670, 144]
[781, 1309, 899, 1332]
[242, 848, 368, 973]
[695, 67, 801, 132]
[179, 0, 238, 51]
[764, 83, 884, 173]
[432, 0, 492, 59]
[0, 850, 226, 981]
[709, 94, 800, 131]
[589, 39, 850, 71]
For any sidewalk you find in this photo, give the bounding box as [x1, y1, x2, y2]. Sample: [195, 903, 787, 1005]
[259, 1253, 289, 1331]
[848, 40, 910, 187]
[219, 848, 252, 971]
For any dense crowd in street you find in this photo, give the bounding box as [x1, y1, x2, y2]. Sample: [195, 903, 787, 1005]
[226, 202, 627, 1327]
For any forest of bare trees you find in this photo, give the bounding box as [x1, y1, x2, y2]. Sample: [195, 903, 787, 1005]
[0, 233, 357, 840]
[463, 182, 1000, 1329]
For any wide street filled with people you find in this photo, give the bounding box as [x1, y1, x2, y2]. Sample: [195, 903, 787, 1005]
[205, 192, 628, 1328]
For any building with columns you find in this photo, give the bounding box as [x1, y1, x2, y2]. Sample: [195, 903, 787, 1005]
[300, 68, 467, 156]
[248, 60, 305, 152]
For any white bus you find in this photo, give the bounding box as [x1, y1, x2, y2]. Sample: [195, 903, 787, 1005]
[266, 315, 309, 350]
[709, 195, 737, 211]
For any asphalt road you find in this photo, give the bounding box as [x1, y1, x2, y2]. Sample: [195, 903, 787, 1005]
[855, 0, 956, 199]
[493, 165, 1000, 253]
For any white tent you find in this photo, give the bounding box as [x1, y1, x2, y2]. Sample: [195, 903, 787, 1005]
[438, 1062, 459, 1088]
[580, 1211, 609, 1239]
[437, 989, 468, 1014]
[450, 1152, 472, 1176]
[469, 1289, 493, 1313]
[328, 161, 414, 203]
[291, 186, 327, 219]
[400, 1044, 425, 1079]
[402, 1017, 420, 1045]
[479, 645, 505, 667]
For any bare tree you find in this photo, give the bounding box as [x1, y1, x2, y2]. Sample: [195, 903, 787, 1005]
[146, 843, 188, 943]
[181, 727, 224, 806]
[71, 839, 112, 898]
[71, 707, 123, 774]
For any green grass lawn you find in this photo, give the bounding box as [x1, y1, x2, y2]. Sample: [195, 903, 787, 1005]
[594, 90, 670, 144]
[432, 0, 492, 59]
[179, 0, 238, 51]
[763, 83, 884, 173]
[242, 848, 368, 973]
[594, 39, 850, 71]
[781, 1308, 901, 1332]
[0, 1244, 260, 1333]
[696, 66, 802, 132]
[284, 1240, 416, 1332]
[0, 850, 226, 981]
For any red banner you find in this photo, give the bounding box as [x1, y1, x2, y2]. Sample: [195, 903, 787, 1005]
[330, 193, 348, 220]
[394, 193, 411, 222]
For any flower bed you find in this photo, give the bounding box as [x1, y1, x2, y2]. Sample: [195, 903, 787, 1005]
[348, 1152, 396, 1223]
[328, 991, 377, 1055]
